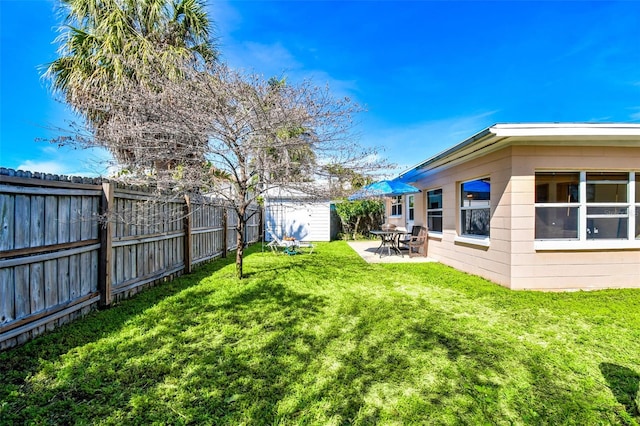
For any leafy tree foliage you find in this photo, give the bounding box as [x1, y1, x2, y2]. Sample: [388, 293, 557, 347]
[334, 199, 385, 240]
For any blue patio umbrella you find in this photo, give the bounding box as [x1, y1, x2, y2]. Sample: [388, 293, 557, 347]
[462, 179, 490, 193]
[348, 179, 421, 201]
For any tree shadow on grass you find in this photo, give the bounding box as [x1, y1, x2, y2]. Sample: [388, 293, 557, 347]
[0, 270, 332, 424]
[600, 362, 640, 422]
[0, 248, 248, 419]
[2, 242, 632, 424]
[391, 305, 624, 425]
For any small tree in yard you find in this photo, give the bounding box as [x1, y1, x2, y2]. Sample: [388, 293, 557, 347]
[334, 199, 385, 240]
[58, 59, 388, 278]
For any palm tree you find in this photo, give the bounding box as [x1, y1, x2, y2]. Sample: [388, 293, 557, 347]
[49, 0, 215, 96]
[46, 0, 216, 170]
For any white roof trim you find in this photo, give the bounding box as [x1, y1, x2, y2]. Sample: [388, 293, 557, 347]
[399, 123, 640, 180]
[491, 123, 640, 137]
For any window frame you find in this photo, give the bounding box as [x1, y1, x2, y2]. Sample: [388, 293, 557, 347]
[389, 195, 403, 218]
[407, 194, 415, 222]
[426, 188, 443, 234]
[535, 171, 640, 250]
[534, 172, 580, 240]
[457, 177, 491, 245]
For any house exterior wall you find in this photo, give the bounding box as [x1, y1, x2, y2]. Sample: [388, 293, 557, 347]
[401, 143, 640, 291]
[386, 194, 426, 230]
[407, 148, 514, 287]
[509, 145, 640, 291]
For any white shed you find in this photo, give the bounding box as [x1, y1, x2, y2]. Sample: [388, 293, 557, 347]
[264, 188, 339, 242]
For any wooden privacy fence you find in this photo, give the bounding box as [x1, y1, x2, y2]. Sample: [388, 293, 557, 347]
[0, 169, 261, 350]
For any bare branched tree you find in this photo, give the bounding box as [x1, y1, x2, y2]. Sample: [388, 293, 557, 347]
[57, 59, 390, 277]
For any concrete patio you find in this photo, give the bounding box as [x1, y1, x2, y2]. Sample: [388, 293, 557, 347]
[347, 240, 437, 264]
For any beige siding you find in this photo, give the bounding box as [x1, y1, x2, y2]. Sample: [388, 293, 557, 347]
[410, 148, 514, 287]
[413, 193, 426, 229]
[406, 143, 640, 291]
[509, 144, 640, 290]
[386, 194, 426, 230]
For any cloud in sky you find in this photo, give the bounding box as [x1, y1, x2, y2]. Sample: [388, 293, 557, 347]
[16, 160, 68, 175]
[219, 37, 359, 101]
[226, 41, 302, 75]
[15, 158, 111, 177]
[15, 145, 113, 177]
[366, 111, 500, 176]
[5, 0, 640, 178]
[210, 0, 360, 98]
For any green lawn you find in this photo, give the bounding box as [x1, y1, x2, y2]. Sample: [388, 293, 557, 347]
[1, 242, 640, 425]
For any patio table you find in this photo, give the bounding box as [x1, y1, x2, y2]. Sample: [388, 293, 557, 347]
[370, 229, 407, 257]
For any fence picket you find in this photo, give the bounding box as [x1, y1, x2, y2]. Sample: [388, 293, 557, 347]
[0, 194, 15, 251]
[29, 262, 44, 315]
[44, 259, 57, 309]
[57, 257, 70, 304]
[57, 196, 70, 244]
[123, 245, 131, 283]
[69, 197, 81, 242]
[69, 254, 80, 299]
[30, 196, 45, 247]
[90, 251, 98, 293]
[81, 196, 91, 240]
[14, 265, 29, 319]
[80, 251, 91, 296]
[0, 268, 15, 324]
[14, 195, 29, 249]
[91, 197, 99, 240]
[44, 196, 58, 246]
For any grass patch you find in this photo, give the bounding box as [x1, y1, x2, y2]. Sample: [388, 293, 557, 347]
[1, 242, 640, 424]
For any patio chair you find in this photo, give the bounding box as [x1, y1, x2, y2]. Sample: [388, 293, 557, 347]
[266, 229, 288, 253]
[406, 227, 428, 258]
[398, 225, 423, 249]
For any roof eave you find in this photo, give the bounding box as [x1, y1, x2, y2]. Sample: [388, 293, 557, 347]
[398, 123, 640, 182]
[398, 126, 495, 179]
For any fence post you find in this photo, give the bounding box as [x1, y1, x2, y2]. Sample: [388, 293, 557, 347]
[222, 207, 228, 258]
[258, 206, 264, 242]
[183, 195, 192, 274]
[98, 182, 113, 307]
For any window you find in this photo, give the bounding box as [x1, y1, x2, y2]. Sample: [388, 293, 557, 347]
[535, 172, 579, 239]
[536, 171, 640, 244]
[586, 172, 628, 239]
[407, 195, 415, 221]
[390, 195, 402, 217]
[460, 178, 490, 237]
[427, 189, 443, 232]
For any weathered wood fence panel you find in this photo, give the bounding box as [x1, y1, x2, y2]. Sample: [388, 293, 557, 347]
[191, 201, 225, 266]
[0, 173, 102, 348]
[245, 208, 261, 244]
[110, 186, 186, 298]
[0, 170, 262, 350]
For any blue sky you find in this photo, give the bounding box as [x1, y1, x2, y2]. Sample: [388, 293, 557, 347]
[1, 0, 640, 177]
